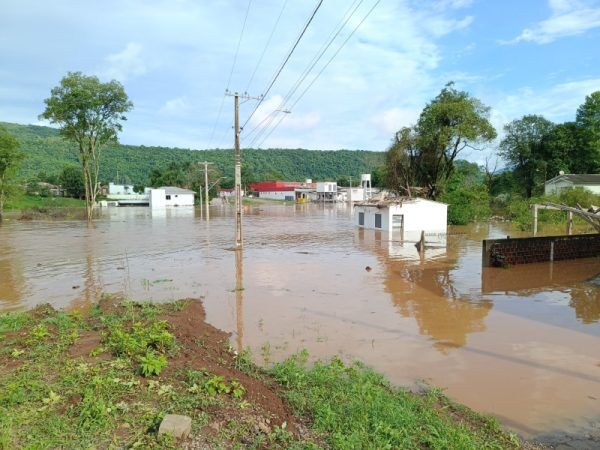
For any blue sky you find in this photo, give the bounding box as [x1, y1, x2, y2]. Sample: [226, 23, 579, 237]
[1, 0, 599, 164]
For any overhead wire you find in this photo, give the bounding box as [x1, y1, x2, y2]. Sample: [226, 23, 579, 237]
[245, 0, 289, 94]
[247, 0, 365, 147]
[241, 0, 324, 131]
[206, 0, 253, 148]
[256, 0, 381, 148]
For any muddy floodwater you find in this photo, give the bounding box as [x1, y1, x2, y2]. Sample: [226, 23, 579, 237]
[1, 205, 599, 440]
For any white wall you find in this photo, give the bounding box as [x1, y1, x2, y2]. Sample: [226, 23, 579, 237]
[258, 191, 295, 201]
[355, 199, 447, 237]
[165, 193, 194, 206]
[108, 183, 135, 195]
[316, 182, 337, 193]
[545, 180, 600, 195]
[150, 189, 166, 208]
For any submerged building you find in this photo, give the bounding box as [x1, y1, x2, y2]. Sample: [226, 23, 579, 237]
[354, 197, 447, 240]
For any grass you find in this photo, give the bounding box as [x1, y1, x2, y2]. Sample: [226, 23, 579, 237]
[0, 300, 526, 449]
[5, 193, 85, 211]
[272, 351, 521, 450]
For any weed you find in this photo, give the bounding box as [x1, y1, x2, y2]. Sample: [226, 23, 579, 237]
[139, 352, 167, 377]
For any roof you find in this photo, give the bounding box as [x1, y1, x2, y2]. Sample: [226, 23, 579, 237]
[158, 186, 196, 195]
[545, 174, 600, 185]
[249, 181, 315, 192]
[355, 197, 447, 207]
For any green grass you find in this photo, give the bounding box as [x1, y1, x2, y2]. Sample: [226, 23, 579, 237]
[271, 351, 521, 450]
[5, 193, 85, 211]
[0, 300, 526, 449]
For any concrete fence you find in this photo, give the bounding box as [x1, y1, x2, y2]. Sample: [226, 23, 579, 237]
[482, 233, 600, 267]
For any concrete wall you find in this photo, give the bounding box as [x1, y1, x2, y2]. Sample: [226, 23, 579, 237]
[165, 193, 194, 206]
[355, 200, 447, 235]
[258, 191, 295, 201]
[545, 180, 600, 195]
[482, 233, 600, 267]
[150, 189, 166, 208]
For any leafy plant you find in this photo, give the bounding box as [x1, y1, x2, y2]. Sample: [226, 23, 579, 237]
[139, 352, 167, 377]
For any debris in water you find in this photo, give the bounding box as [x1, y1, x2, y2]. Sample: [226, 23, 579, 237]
[365, 266, 372, 272]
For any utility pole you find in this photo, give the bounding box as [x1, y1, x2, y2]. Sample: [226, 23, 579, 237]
[226, 90, 261, 249]
[199, 161, 213, 221]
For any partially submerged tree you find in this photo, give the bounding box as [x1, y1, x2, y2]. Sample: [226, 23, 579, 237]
[0, 126, 24, 222]
[386, 83, 497, 199]
[498, 115, 555, 198]
[40, 72, 133, 221]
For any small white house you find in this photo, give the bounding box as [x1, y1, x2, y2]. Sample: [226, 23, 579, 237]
[150, 186, 195, 208]
[108, 182, 135, 195]
[355, 198, 447, 240]
[316, 181, 337, 202]
[544, 173, 600, 195]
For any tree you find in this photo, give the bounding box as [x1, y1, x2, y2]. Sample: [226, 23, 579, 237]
[59, 165, 85, 198]
[575, 91, 600, 172]
[0, 126, 24, 222]
[40, 72, 133, 221]
[498, 115, 555, 198]
[386, 83, 496, 199]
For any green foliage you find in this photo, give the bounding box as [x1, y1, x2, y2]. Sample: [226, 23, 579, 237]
[386, 82, 496, 199]
[139, 352, 167, 377]
[0, 125, 24, 218]
[59, 165, 85, 198]
[553, 186, 600, 208]
[272, 352, 518, 449]
[2, 122, 385, 187]
[440, 161, 491, 225]
[39, 72, 133, 219]
[105, 320, 174, 358]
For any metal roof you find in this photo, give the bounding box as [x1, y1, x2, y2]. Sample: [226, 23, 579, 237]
[158, 186, 196, 195]
[545, 174, 600, 185]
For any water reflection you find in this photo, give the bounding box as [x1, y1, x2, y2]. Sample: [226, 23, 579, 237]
[357, 228, 493, 351]
[0, 238, 25, 309]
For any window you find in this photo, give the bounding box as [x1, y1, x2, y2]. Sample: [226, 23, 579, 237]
[375, 213, 382, 229]
[166, 195, 171, 200]
[358, 212, 364, 226]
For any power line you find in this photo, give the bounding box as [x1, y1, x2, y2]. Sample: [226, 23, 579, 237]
[207, 0, 253, 148]
[248, 0, 364, 147]
[256, 0, 381, 148]
[245, 0, 289, 93]
[241, 0, 324, 131]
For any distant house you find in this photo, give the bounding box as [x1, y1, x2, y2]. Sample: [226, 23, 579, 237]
[219, 188, 245, 198]
[108, 182, 135, 195]
[544, 174, 600, 195]
[316, 182, 338, 202]
[150, 187, 195, 208]
[250, 181, 314, 201]
[354, 198, 447, 240]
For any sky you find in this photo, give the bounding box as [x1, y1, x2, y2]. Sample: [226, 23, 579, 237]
[1, 0, 599, 164]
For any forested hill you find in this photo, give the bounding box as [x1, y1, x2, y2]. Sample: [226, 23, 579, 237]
[2, 122, 385, 184]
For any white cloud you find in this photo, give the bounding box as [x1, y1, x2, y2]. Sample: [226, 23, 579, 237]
[101, 42, 147, 81]
[159, 97, 191, 116]
[505, 0, 600, 44]
[370, 107, 421, 137]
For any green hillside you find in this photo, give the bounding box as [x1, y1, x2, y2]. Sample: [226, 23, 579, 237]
[2, 122, 385, 185]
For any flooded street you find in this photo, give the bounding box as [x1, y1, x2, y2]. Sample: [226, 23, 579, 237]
[1, 205, 599, 440]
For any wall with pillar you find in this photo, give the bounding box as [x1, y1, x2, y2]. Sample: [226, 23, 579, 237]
[482, 234, 600, 267]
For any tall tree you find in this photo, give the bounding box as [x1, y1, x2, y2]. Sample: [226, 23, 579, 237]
[386, 83, 496, 199]
[0, 126, 24, 222]
[499, 115, 555, 198]
[59, 165, 85, 199]
[40, 72, 133, 221]
[575, 91, 600, 172]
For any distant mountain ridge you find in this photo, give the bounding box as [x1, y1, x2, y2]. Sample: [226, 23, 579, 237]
[1, 122, 385, 185]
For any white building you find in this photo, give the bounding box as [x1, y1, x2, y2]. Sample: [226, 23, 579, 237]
[544, 173, 600, 195]
[355, 198, 447, 240]
[150, 187, 195, 208]
[316, 181, 337, 202]
[108, 182, 135, 195]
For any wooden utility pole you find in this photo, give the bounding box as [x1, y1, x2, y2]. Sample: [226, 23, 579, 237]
[225, 90, 261, 249]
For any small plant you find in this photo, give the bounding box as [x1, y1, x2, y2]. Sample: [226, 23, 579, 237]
[203, 375, 230, 395]
[230, 380, 246, 399]
[30, 324, 49, 341]
[10, 349, 25, 358]
[139, 352, 167, 377]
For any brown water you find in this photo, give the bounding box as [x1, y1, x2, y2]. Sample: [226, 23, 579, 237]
[1, 205, 599, 439]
